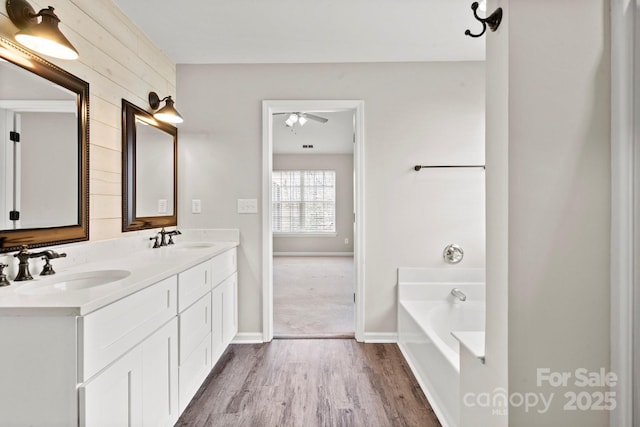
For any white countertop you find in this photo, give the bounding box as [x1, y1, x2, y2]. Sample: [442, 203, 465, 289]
[0, 240, 238, 316]
[451, 331, 485, 364]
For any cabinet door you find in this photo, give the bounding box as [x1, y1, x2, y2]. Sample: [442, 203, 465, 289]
[142, 318, 179, 427]
[80, 346, 143, 427]
[179, 293, 212, 364]
[211, 284, 224, 366]
[222, 273, 238, 347]
[178, 333, 212, 414]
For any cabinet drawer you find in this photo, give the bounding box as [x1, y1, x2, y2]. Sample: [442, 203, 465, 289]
[78, 276, 177, 382]
[178, 260, 211, 312]
[211, 248, 236, 287]
[179, 293, 211, 364]
[178, 333, 212, 414]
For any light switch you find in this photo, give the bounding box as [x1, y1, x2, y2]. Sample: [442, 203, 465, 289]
[158, 199, 167, 214]
[237, 198, 258, 214]
[191, 199, 202, 214]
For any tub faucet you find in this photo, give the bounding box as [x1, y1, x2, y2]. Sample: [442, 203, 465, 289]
[451, 288, 467, 302]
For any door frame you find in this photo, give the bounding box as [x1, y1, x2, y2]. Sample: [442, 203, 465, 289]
[262, 100, 365, 342]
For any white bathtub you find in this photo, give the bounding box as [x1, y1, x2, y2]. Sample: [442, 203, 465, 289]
[397, 268, 485, 427]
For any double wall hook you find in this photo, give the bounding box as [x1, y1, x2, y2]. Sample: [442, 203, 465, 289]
[465, 1, 503, 38]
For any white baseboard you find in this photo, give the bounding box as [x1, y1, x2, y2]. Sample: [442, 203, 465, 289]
[231, 333, 264, 344]
[232, 332, 396, 344]
[273, 252, 354, 257]
[363, 332, 398, 343]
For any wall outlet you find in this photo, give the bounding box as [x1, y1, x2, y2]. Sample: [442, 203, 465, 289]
[157, 199, 167, 214]
[237, 198, 258, 214]
[191, 199, 202, 214]
[344, 238, 349, 245]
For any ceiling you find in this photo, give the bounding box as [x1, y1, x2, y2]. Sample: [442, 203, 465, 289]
[111, 0, 485, 64]
[273, 111, 354, 154]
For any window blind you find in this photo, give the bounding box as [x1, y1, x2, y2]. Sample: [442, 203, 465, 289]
[272, 170, 336, 233]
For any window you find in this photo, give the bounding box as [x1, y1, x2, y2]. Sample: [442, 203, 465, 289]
[272, 170, 336, 234]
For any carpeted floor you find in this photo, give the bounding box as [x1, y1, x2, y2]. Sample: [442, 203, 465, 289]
[273, 256, 354, 337]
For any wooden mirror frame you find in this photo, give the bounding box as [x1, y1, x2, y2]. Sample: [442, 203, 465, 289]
[0, 38, 89, 253]
[121, 99, 177, 232]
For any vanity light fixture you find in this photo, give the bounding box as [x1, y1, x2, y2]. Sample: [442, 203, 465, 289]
[148, 92, 184, 124]
[6, 0, 79, 60]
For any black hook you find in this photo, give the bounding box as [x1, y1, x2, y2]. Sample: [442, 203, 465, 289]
[465, 2, 503, 38]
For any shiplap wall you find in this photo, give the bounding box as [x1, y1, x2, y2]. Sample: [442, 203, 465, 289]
[0, 0, 176, 241]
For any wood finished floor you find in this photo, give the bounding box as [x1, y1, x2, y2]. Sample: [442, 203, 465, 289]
[175, 339, 441, 427]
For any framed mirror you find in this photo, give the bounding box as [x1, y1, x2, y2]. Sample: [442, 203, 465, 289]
[0, 38, 89, 253]
[122, 99, 177, 232]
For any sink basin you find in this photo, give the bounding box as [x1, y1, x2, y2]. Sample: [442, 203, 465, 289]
[173, 242, 216, 250]
[16, 270, 131, 295]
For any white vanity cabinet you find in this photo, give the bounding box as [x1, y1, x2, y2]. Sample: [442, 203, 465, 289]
[0, 243, 239, 427]
[80, 318, 179, 427]
[177, 260, 213, 413]
[178, 247, 237, 412]
[210, 249, 238, 363]
[79, 275, 180, 427]
[212, 272, 238, 362]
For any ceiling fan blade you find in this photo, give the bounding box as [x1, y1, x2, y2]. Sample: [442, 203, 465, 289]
[301, 113, 328, 123]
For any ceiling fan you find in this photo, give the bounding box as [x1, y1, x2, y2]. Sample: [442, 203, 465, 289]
[274, 112, 329, 127]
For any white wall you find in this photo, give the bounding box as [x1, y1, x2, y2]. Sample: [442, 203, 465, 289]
[460, 0, 510, 425]
[177, 62, 485, 335]
[273, 154, 354, 254]
[478, 1, 610, 426]
[0, 0, 176, 240]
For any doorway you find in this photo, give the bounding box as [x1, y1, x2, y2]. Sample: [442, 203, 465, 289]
[262, 100, 365, 342]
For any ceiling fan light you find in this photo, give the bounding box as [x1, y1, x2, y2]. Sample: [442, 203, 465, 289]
[288, 113, 298, 124]
[298, 116, 308, 126]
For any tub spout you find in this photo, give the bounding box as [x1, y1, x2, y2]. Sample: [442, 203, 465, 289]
[451, 288, 467, 302]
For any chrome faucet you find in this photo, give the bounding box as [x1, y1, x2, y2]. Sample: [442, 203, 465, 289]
[451, 288, 467, 302]
[13, 246, 67, 281]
